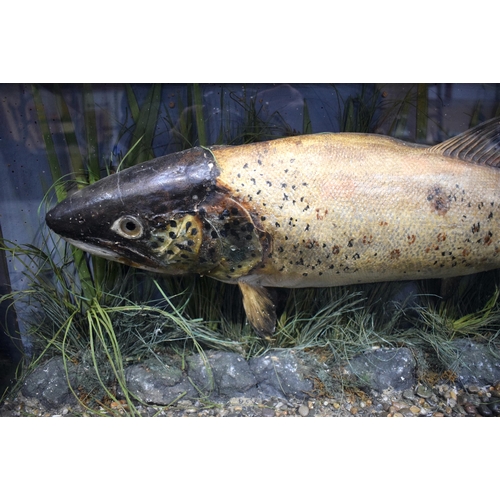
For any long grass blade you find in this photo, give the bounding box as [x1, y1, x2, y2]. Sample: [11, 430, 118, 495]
[416, 83, 428, 143]
[127, 84, 162, 165]
[31, 84, 66, 203]
[193, 83, 207, 146]
[53, 84, 87, 187]
[82, 84, 101, 184]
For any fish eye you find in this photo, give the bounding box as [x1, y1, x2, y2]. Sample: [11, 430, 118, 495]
[111, 215, 144, 239]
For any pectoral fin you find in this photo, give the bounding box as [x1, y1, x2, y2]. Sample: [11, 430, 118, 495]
[238, 282, 277, 337]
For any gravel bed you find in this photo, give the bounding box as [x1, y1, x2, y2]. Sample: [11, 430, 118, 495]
[1, 339, 499, 417]
[2, 380, 500, 417]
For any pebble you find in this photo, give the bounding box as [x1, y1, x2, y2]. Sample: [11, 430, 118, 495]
[415, 384, 433, 399]
[488, 402, 500, 416]
[477, 405, 493, 417]
[402, 389, 415, 400]
[298, 404, 309, 417]
[399, 407, 413, 417]
[464, 404, 478, 415]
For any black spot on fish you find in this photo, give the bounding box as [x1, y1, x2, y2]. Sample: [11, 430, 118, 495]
[211, 230, 218, 239]
[169, 220, 177, 228]
[169, 232, 176, 239]
[176, 243, 192, 252]
[186, 221, 192, 230]
[245, 234, 252, 240]
[305, 224, 310, 231]
[267, 181, 272, 187]
[275, 222, 280, 228]
[231, 207, 239, 215]
[191, 228, 198, 236]
[150, 242, 159, 249]
[427, 186, 450, 215]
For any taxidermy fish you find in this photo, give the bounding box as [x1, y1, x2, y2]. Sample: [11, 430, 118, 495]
[46, 117, 500, 336]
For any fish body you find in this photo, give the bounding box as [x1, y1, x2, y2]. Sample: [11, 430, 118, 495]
[46, 118, 500, 335]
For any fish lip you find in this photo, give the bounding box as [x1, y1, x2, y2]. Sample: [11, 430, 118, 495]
[62, 236, 163, 271]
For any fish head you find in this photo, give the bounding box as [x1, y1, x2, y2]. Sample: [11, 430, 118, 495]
[45, 147, 268, 280]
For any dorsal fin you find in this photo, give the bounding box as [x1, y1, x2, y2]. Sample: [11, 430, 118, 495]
[429, 116, 500, 168]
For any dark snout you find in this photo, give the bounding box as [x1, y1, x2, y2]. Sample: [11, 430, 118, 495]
[45, 146, 220, 242]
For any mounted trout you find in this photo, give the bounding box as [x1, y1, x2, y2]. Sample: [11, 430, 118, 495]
[46, 117, 500, 336]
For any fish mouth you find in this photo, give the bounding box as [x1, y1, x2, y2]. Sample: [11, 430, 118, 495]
[63, 237, 165, 273]
[64, 238, 123, 261]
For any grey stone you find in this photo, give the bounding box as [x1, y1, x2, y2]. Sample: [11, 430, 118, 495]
[188, 351, 258, 398]
[346, 347, 416, 391]
[22, 357, 78, 409]
[415, 383, 433, 399]
[249, 350, 313, 398]
[125, 356, 197, 405]
[447, 340, 500, 387]
[298, 404, 310, 417]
